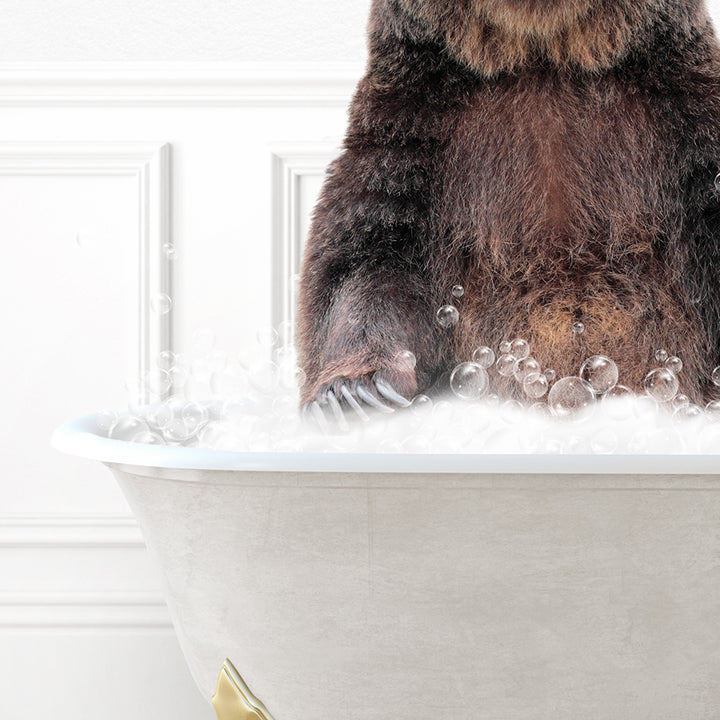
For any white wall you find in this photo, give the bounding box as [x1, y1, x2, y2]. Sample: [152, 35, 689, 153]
[3, 1, 720, 719]
[0, 75, 359, 719]
[0, 0, 372, 63]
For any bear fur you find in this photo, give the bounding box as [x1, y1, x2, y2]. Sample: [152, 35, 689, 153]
[297, 0, 720, 410]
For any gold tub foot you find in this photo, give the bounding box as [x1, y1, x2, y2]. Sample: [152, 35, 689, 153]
[212, 659, 276, 720]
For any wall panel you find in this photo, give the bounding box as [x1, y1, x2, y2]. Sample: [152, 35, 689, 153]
[0, 63, 358, 720]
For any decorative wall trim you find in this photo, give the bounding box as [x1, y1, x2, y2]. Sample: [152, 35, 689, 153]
[0, 515, 143, 548]
[0, 515, 171, 629]
[270, 143, 341, 348]
[0, 142, 171, 403]
[0, 62, 362, 107]
[0, 593, 171, 629]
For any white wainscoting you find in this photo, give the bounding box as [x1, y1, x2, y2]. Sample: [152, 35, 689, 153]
[0, 515, 166, 630]
[0, 62, 359, 720]
[270, 143, 340, 347]
[0, 141, 171, 402]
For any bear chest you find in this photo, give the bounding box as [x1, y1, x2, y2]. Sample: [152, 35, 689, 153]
[438, 74, 680, 264]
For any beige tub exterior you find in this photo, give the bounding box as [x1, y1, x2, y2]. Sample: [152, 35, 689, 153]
[54, 414, 720, 719]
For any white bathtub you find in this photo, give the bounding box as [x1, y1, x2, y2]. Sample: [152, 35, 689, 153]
[53, 413, 720, 719]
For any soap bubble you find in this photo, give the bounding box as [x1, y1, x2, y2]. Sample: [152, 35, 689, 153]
[665, 356, 683, 374]
[713, 367, 720, 387]
[603, 384, 633, 402]
[271, 393, 296, 417]
[221, 398, 250, 421]
[142, 369, 171, 397]
[431, 400, 453, 420]
[274, 345, 297, 368]
[145, 402, 172, 429]
[451, 285, 465, 298]
[647, 426, 685, 454]
[548, 377, 595, 419]
[156, 350, 176, 370]
[464, 404, 491, 433]
[450, 362, 489, 401]
[192, 328, 216, 354]
[150, 293, 172, 315]
[523, 373, 549, 398]
[644, 367, 679, 402]
[131, 431, 165, 445]
[277, 361, 305, 391]
[169, 364, 189, 389]
[246, 360, 279, 394]
[210, 364, 249, 399]
[509, 338, 530, 360]
[601, 385, 634, 420]
[539, 434, 564, 453]
[572, 321, 585, 335]
[633, 394, 659, 419]
[705, 400, 720, 420]
[394, 350, 417, 371]
[591, 428, 619, 454]
[190, 356, 214, 383]
[627, 428, 652, 453]
[256, 326, 279, 348]
[500, 399, 523, 424]
[181, 401, 209, 431]
[204, 351, 228, 374]
[436, 305, 459, 328]
[496, 354, 519, 377]
[528, 402, 551, 418]
[108, 319, 720, 455]
[674, 403, 703, 421]
[655, 349, 669, 363]
[162, 243, 177, 261]
[197, 423, 229, 449]
[411, 394, 433, 414]
[472, 346, 496, 369]
[514, 356, 541, 384]
[499, 341, 512, 354]
[163, 418, 195, 443]
[698, 423, 720, 452]
[579, 355, 618, 394]
[96, 409, 118, 433]
[109, 416, 149, 440]
[564, 434, 589, 454]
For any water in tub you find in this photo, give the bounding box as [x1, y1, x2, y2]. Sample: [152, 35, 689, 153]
[97, 309, 720, 455]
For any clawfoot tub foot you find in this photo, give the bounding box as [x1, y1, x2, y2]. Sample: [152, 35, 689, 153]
[212, 659, 275, 720]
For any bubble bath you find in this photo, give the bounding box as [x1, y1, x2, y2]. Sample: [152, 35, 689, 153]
[99, 326, 720, 455]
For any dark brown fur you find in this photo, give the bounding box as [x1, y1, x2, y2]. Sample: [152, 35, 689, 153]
[297, 0, 720, 405]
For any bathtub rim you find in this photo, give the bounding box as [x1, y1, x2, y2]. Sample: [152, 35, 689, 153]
[52, 412, 720, 475]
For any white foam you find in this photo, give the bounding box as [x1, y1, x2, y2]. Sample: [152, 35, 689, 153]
[100, 333, 720, 455]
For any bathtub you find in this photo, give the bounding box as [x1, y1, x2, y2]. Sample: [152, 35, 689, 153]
[53, 413, 720, 720]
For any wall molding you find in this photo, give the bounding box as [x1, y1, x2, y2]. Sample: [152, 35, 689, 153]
[0, 514, 143, 548]
[0, 515, 171, 630]
[270, 143, 341, 347]
[0, 592, 171, 629]
[0, 142, 171, 402]
[0, 62, 362, 107]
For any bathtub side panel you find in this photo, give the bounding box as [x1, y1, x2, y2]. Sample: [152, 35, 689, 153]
[111, 466, 720, 720]
[110, 468, 373, 715]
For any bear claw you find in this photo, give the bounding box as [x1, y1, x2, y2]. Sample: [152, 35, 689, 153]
[303, 372, 413, 433]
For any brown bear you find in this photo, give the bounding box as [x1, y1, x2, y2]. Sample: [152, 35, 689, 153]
[296, 0, 720, 419]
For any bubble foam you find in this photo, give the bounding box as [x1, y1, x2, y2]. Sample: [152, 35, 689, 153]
[100, 329, 720, 456]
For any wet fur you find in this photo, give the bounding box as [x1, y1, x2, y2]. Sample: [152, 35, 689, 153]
[297, 0, 720, 404]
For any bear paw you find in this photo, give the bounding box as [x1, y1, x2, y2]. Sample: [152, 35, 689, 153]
[303, 369, 415, 433]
